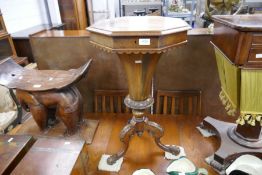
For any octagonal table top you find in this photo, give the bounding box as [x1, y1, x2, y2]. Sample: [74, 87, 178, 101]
[87, 16, 191, 54]
[87, 16, 191, 37]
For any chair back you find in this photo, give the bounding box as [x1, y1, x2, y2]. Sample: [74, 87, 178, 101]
[94, 90, 130, 113]
[156, 90, 201, 116]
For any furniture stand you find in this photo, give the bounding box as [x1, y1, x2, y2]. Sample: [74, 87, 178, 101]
[87, 16, 190, 165]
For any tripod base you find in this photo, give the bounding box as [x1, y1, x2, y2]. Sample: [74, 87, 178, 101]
[106, 115, 181, 165]
[202, 116, 262, 174]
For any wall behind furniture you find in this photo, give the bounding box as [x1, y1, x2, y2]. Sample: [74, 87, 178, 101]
[30, 31, 232, 121]
[0, 0, 49, 33]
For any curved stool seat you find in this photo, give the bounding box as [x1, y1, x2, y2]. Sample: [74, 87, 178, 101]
[0, 57, 92, 135]
[0, 57, 91, 91]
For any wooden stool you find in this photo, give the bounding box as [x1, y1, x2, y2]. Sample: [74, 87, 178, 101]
[0, 57, 92, 135]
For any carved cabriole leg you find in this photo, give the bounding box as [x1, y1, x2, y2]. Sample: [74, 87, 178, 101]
[145, 119, 180, 155]
[107, 122, 136, 165]
[107, 107, 181, 164]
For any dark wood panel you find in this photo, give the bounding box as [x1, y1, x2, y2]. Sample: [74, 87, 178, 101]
[0, 135, 34, 175]
[13, 39, 33, 62]
[11, 138, 88, 175]
[212, 22, 240, 63]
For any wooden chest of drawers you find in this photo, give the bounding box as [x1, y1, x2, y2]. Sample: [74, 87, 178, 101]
[212, 15, 262, 68]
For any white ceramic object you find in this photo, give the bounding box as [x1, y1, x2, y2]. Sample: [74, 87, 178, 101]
[132, 169, 155, 175]
[166, 157, 198, 175]
[226, 155, 262, 175]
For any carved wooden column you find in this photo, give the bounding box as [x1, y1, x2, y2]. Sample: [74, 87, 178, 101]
[87, 16, 190, 164]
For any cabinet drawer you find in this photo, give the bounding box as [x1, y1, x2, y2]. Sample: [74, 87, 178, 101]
[252, 34, 262, 45]
[248, 48, 262, 63]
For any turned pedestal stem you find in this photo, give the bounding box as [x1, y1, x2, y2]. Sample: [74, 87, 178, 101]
[107, 53, 180, 164]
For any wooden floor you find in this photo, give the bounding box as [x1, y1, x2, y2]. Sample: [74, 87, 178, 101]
[10, 113, 219, 175]
[86, 113, 219, 175]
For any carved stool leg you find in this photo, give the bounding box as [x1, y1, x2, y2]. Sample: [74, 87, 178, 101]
[16, 90, 48, 130]
[72, 86, 83, 123]
[16, 87, 83, 135]
[30, 104, 48, 130]
[56, 86, 83, 135]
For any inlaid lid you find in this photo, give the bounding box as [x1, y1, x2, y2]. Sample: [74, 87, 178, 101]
[212, 15, 262, 32]
[87, 16, 190, 54]
[87, 16, 190, 36]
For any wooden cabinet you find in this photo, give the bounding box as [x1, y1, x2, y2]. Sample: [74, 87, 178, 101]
[12, 24, 64, 63]
[58, 0, 88, 30]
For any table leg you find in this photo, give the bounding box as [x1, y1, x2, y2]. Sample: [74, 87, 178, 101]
[145, 119, 180, 154]
[107, 108, 180, 165]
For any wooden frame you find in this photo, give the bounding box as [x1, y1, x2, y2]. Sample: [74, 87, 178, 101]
[0, 33, 17, 58]
[0, 12, 7, 36]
